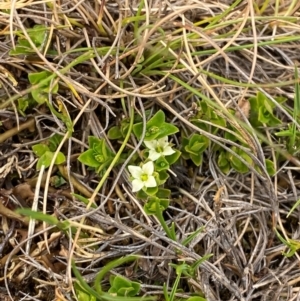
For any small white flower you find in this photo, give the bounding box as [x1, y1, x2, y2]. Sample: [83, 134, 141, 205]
[128, 161, 157, 192]
[144, 137, 176, 161]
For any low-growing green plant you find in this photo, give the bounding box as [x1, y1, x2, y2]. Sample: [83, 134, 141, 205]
[28, 70, 59, 104]
[133, 110, 179, 141]
[144, 194, 176, 240]
[164, 258, 212, 301]
[9, 25, 48, 56]
[181, 134, 209, 166]
[248, 91, 282, 128]
[17, 96, 36, 116]
[72, 256, 155, 301]
[178, 94, 284, 175]
[275, 229, 300, 257]
[32, 133, 66, 169]
[76, 110, 215, 301]
[190, 101, 226, 134]
[125, 110, 209, 246]
[50, 174, 67, 187]
[108, 275, 141, 297]
[275, 67, 300, 155]
[16, 207, 70, 231]
[78, 136, 127, 176]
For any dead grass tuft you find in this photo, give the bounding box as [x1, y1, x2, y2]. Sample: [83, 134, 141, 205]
[0, 0, 300, 300]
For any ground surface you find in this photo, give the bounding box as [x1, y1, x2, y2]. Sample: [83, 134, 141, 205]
[0, 1, 300, 301]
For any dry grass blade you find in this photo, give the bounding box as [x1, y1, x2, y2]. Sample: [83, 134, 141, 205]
[0, 0, 300, 301]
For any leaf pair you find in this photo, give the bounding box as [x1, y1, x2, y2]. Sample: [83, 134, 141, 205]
[28, 70, 59, 104]
[9, 25, 48, 56]
[78, 136, 116, 175]
[182, 134, 209, 166]
[32, 134, 65, 170]
[133, 110, 179, 141]
[248, 91, 282, 127]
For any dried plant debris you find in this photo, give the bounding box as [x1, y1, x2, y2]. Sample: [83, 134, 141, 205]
[0, 0, 300, 301]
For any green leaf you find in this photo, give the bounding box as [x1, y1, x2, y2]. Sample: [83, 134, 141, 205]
[78, 149, 101, 168]
[190, 254, 213, 271]
[76, 285, 97, 301]
[29, 25, 47, 46]
[108, 275, 140, 297]
[32, 144, 49, 157]
[43, 81, 59, 94]
[88, 136, 102, 149]
[71, 193, 97, 209]
[146, 110, 165, 127]
[275, 129, 294, 137]
[159, 170, 169, 185]
[155, 123, 179, 139]
[133, 110, 179, 140]
[144, 186, 158, 196]
[154, 157, 169, 171]
[274, 229, 300, 257]
[144, 197, 169, 215]
[55, 152, 66, 165]
[156, 188, 171, 199]
[28, 70, 50, 84]
[50, 175, 66, 188]
[187, 142, 204, 154]
[120, 119, 130, 137]
[72, 262, 103, 300]
[265, 159, 276, 176]
[191, 119, 208, 131]
[31, 89, 48, 104]
[9, 46, 33, 56]
[256, 91, 268, 107]
[136, 189, 148, 200]
[287, 198, 300, 218]
[217, 152, 231, 174]
[163, 284, 170, 301]
[182, 226, 205, 247]
[190, 153, 203, 166]
[88, 136, 114, 159]
[57, 220, 71, 231]
[48, 134, 63, 151]
[18, 39, 32, 47]
[224, 129, 237, 142]
[165, 149, 181, 165]
[188, 134, 209, 154]
[17, 97, 34, 115]
[229, 156, 248, 173]
[258, 107, 270, 123]
[16, 208, 59, 225]
[132, 123, 144, 140]
[186, 296, 207, 301]
[227, 147, 252, 173]
[37, 151, 54, 169]
[108, 126, 123, 139]
[267, 114, 281, 126]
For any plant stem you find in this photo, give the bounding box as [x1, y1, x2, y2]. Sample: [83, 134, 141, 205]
[155, 201, 176, 241]
[94, 255, 138, 294]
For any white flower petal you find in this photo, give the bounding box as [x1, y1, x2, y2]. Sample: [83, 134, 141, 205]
[144, 176, 156, 188]
[144, 140, 157, 150]
[142, 161, 154, 175]
[162, 146, 176, 156]
[128, 165, 142, 179]
[158, 137, 168, 147]
[148, 150, 161, 161]
[132, 179, 144, 192]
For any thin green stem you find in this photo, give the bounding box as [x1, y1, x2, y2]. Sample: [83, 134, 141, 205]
[94, 256, 138, 294]
[155, 201, 176, 241]
[87, 102, 135, 205]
